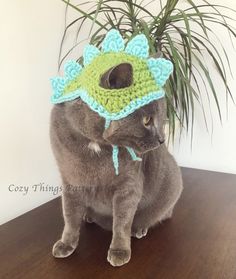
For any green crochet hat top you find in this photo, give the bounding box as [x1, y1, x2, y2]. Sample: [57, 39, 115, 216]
[64, 52, 159, 114]
[51, 29, 173, 126]
[50, 29, 173, 175]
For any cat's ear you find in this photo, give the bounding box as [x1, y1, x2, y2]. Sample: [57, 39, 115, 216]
[100, 63, 133, 89]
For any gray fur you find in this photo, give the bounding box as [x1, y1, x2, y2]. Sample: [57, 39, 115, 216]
[50, 64, 183, 267]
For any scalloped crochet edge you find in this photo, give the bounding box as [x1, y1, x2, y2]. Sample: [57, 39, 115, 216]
[101, 29, 125, 53]
[51, 88, 165, 121]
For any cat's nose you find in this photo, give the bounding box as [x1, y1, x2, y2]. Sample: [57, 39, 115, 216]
[157, 129, 165, 143]
[158, 138, 165, 144]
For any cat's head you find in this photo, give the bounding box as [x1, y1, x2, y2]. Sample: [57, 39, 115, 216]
[64, 62, 166, 154]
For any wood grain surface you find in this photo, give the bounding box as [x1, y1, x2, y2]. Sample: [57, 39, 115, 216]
[0, 168, 236, 279]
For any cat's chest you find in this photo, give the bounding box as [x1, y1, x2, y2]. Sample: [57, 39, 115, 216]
[63, 142, 141, 187]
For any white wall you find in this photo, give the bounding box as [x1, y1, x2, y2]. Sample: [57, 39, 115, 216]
[0, 0, 66, 224]
[169, 0, 236, 174]
[0, 0, 235, 225]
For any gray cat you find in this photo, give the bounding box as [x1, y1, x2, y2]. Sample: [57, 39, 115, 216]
[50, 62, 183, 267]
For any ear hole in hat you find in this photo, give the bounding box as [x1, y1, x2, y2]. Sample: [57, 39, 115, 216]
[99, 63, 133, 89]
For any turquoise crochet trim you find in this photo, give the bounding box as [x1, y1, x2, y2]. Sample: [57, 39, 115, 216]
[125, 34, 149, 59]
[105, 119, 111, 129]
[51, 91, 81, 104]
[112, 145, 142, 175]
[83, 45, 100, 66]
[64, 60, 82, 81]
[50, 77, 67, 99]
[101, 29, 125, 52]
[147, 58, 173, 87]
[126, 147, 142, 161]
[112, 145, 119, 175]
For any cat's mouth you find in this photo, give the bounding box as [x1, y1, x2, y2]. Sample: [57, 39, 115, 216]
[103, 129, 165, 154]
[107, 136, 164, 154]
[134, 139, 165, 154]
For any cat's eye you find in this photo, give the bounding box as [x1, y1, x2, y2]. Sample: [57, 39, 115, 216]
[143, 116, 153, 127]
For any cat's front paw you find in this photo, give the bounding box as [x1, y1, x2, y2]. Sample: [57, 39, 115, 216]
[83, 214, 93, 224]
[52, 240, 76, 258]
[132, 228, 148, 239]
[107, 248, 131, 267]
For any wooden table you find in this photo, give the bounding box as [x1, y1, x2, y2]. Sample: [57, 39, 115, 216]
[1, 168, 236, 279]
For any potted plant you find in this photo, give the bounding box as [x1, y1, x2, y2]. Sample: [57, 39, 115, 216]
[58, 0, 235, 141]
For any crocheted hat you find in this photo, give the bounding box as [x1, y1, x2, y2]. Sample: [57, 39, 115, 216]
[50, 29, 173, 174]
